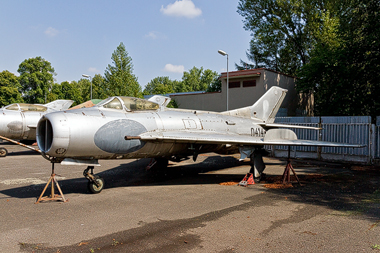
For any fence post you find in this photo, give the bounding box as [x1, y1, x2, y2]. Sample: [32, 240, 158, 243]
[370, 123, 375, 164]
[318, 116, 322, 160]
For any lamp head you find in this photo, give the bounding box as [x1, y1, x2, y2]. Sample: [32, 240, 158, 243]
[218, 50, 227, 56]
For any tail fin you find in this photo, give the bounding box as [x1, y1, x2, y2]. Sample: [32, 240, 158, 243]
[221, 86, 287, 123]
[45, 100, 74, 111]
[148, 95, 171, 107]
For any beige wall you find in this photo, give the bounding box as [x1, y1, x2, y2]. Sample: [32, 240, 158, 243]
[171, 92, 224, 112]
[170, 69, 299, 115]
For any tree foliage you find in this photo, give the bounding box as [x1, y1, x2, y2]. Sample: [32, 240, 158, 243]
[297, 0, 380, 118]
[0, 70, 23, 107]
[91, 74, 106, 99]
[18, 56, 55, 104]
[182, 67, 219, 92]
[206, 77, 222, 92]
[238, 0, 380, 118]
[104, 42, 141, 97]
[143, 67, 221, 96]
[143, 76, 175, 95]
[237, 0, 319, 75]
[48, 81, 84, 106]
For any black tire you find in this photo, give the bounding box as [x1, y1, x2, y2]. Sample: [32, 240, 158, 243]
[0, 148, 8, 157]
[87, 177, 105, 194]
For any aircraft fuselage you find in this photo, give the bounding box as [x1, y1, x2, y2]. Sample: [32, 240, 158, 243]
[37, 107, 265, 160]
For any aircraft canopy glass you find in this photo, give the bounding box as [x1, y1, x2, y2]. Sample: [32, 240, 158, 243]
[5, 103, 47, 112]
[120, 97, 159, 111]
[102, 98, 123, 110]
[99, 97, 159, 111]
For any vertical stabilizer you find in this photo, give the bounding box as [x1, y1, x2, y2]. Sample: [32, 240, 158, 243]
[221, 86, 287, 123]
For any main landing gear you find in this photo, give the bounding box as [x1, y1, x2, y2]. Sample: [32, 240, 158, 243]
[249, 148, 267, 183]
[83, 166, 105, 194]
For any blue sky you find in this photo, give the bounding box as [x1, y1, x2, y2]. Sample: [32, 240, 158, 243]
[0, 0, 251, 89]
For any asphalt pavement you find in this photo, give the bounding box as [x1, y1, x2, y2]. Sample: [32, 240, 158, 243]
[0, 141, 379, 252]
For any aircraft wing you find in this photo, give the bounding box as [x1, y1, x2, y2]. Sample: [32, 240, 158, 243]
[260, 123, 321, 130]
[134, 130, 364, 148]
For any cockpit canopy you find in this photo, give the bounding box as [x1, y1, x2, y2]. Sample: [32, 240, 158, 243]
[4, 103, 47, 112]
[97, 96, 160, 111]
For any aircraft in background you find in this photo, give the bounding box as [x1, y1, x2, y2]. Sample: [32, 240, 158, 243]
[0, 100, 74, 157]
[36, 87, 363, 193]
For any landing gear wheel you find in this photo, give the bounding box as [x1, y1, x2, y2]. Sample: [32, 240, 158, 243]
[0, 147, 8, 157]
[87, 176, 104, 194]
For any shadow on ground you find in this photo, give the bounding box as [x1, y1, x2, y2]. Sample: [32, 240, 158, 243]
[0, 155, 246, 199]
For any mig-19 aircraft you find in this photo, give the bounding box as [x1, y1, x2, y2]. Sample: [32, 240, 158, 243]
[36, 87, 362, 193]
[0, 100, 74, 157]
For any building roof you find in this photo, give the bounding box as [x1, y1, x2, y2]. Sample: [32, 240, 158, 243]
[143, 91, 206, 99]
[220, 68, 296, 79]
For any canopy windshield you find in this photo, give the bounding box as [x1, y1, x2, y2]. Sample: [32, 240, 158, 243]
[120, 97, 159, 111]
[98, 97, 159, 111]
[5, 103, 47, 112]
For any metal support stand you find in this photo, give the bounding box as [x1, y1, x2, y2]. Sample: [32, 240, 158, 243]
[36, 163, 67, 203]
[281, 147, 301, 185]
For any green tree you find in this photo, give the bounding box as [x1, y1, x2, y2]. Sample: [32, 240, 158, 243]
[236, 0, 342, 75]
[143, 76, 175, 95]
[47, 81, 83, 106]
[78, 78, 91, 102]
[78, 74, 106, 101]
[0, 70, 23, 107]
[92, 74, 106, 99]
[181, 67, 219, 92]
[104, 42, 141, 97]
[18, 56, 55, 103]
[297, 0, 380, 118]
[206, 76, 222, 92]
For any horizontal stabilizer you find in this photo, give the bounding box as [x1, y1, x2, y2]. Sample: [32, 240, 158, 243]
[261, 123, 321, 130]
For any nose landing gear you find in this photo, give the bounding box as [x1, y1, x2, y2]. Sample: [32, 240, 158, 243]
[83, 166, 105, 194]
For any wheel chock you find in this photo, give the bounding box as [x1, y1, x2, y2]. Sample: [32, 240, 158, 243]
[239, 173, 255, 187]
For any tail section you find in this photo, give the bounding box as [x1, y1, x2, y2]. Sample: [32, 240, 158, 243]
[45, 100, 74, 111]
[148, 95, 171, 107]
[221, 86, 287, 123]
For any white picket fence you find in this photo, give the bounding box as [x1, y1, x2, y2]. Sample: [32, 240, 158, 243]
[272, 116, 378, 164]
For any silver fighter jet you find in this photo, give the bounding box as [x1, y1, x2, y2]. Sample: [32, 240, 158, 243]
[36, 87, 362, 193]
[0, 100, 74, 157]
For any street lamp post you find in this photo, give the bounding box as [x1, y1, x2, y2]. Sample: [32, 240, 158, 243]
[218, 50, 229, 111]
[82, 74, 92, 100]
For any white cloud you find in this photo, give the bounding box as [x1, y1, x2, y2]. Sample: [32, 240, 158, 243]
[44, 27, 59, 37]
[160, 0, 202, 18]
[145, 31, 166, 40]
[88, 67, 100, 73]
[163, 64, 185, 73]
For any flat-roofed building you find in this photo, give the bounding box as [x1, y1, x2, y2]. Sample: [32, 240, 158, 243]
[170, 68, 310, 116]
